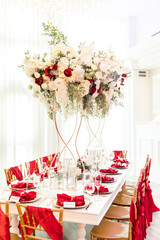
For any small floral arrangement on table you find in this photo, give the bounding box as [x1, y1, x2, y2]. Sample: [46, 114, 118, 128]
[77, 158, 91, 172]
[20, 22, 128, 119]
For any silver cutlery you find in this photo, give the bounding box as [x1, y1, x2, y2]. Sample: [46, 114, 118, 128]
[85, 201, 92, 210]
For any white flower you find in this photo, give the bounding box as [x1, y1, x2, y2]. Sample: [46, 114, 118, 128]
[45, 59, 53, 66]
[41, 83, 48, 90]
[73, 65, 84, 79]
[33, 84, 40, 92]
[95, 71, 102, 79]
[34, 72, 40, 78]
[48, 81, 56, 91]
[52, 78, 64, 90]
[79, 43, 94, 57]
[59, 57, 69, 67]
[93, 57, 100, 65]
[91, 64, 97, 71]
[100, 63, 108, 73]
[81, 56, 92, 66]
[42, 74, 50, 83]
[66, 46, 75, 53]
[51, 44, 67, 58]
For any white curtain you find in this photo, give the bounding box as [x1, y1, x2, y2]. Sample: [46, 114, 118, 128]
[0, 0, 130, 186]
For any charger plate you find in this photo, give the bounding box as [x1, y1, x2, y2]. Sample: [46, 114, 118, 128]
[53, 197, 90, 209]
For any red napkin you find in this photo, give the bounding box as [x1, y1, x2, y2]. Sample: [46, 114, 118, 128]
[20, 206, 63, 240]
[7, 166, 23, 185]
[100, 168, 118, 174]
[11, 182, 34, 189]
[111, 163, 127, 168]
[9, 190, 37, 202]
[94, 175, 114, 182]
[94, 186, 109, 193]
[57, 194, 85, 207]
[0, 208, 10, 240]
[29, 160, 39, 175]
[113, 150, 124, 159]
[113, 159, 129, 164]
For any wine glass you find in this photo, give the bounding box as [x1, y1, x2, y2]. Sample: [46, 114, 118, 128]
[86, 181, 95, 200]
[94, 173, 101, 200]
[34, 174, 41, 188]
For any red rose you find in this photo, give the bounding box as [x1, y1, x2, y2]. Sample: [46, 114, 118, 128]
[35, 77, 43, 85]
[121, 78, 124, 82]
[88, 76, 94, 84]
[64, 68, 72, 77]
[97, 84, 101, 93]
[52, 64, 58, 70]
[90, 84, 96, 95]
[44, 66, 54, 78]
[122, 73, 127, 78]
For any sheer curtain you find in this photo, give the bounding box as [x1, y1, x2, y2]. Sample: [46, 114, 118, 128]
[0, 0, 130, 186]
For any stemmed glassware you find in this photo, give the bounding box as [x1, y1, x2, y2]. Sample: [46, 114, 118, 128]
[85, 181, 95, 200]
[94, 173, 101, 200]
[24, 164, 31, 191]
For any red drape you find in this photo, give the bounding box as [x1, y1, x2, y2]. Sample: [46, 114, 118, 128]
[0, 208, 10, 240]
[20, 206, 63, 240]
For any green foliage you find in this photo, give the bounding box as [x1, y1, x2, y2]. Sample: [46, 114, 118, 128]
[95, 92, 109, 117]
[42, 22, 67, 46]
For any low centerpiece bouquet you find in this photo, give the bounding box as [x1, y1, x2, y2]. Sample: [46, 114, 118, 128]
[20, 22, 127, 119]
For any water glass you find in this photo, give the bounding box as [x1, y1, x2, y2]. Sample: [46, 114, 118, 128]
[34, 174, 41, 188]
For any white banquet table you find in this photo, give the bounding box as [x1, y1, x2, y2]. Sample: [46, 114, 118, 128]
[3, 167, 131, 240]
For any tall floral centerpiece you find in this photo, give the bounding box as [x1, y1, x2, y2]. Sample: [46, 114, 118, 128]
[20, 23, 127, 188]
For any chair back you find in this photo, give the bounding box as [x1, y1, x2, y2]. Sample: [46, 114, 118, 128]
[39, 155, 51, 168]
[39, 153, 59, 168]
[4, 164, 23, 185]
[25, 159, 39, 175]
[16, 203, 63, 240]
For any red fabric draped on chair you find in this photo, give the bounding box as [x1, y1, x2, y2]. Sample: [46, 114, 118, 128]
[29, 160, 39, 175]
[0, 203, 10, 240]
[4, 165, 23, 185]
[17, 204, 63, 240]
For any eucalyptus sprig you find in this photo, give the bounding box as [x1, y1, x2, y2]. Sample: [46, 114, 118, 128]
[42, 22, 67, 46]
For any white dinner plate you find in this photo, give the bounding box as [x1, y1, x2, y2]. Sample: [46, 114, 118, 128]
[52, 197, 91, 209]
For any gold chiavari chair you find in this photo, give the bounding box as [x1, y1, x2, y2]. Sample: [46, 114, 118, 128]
[4, 164, 23, 185]
[25, 159, 39, 175]
[16, 203, 63, 240]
